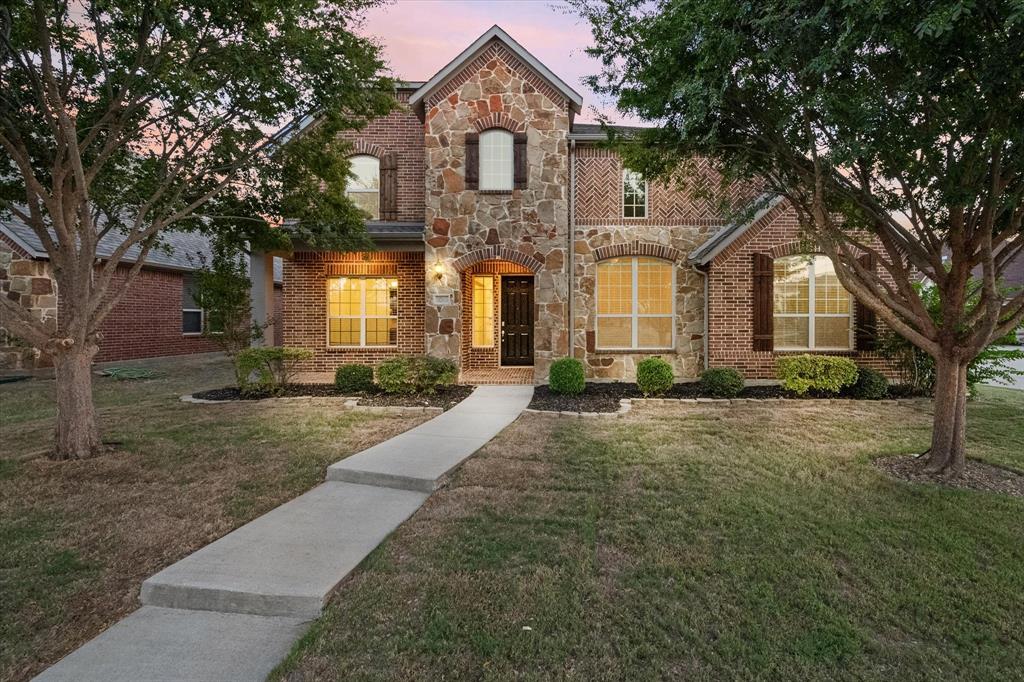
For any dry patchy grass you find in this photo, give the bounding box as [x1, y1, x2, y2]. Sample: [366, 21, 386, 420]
[0, 354, 429, 682]
[275, 389, 1024, 681]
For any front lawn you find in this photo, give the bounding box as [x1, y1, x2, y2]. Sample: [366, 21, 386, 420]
[275, 387, 1024, 681]
[0, 353, 431, 682]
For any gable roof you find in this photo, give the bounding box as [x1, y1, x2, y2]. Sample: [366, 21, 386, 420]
[687, 195, 785, 266]
[1, 215, 283, 281]
[408, 25, 583, 117]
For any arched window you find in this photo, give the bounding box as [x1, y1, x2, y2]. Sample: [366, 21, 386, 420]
[773, 255, 852, 350]
[596, 257, 674, 349]
[479, 129, 513, 191]
[346, 155, 380, 219]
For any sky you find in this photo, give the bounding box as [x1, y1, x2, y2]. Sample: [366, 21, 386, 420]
[358, 0, 624, 123]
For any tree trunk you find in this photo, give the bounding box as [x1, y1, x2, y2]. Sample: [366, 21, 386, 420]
[52, 343, 103, 460]
[925, 352, 968, 476]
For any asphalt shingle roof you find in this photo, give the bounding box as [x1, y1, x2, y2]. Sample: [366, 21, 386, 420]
[1, 214, 283, 281]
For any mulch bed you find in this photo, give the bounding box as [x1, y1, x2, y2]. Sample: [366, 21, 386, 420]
[874, 455, 1024, 498]
[528, 382, 924, 413]
[191, 384, 474, 410]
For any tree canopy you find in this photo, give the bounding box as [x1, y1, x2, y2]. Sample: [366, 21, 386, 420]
[573, 0, 1024, 474]
[0, 0, 395, 458]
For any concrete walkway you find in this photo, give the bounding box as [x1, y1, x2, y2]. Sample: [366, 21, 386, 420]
[36, 385, 533, 682]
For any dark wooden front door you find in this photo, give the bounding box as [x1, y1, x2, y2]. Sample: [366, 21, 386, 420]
[500, 276, 534, 366]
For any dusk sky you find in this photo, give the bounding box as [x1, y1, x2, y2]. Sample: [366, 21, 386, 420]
[359, 0, 624, 123]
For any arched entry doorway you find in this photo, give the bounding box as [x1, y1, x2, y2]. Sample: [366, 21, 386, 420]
[458, 258, 536, 383]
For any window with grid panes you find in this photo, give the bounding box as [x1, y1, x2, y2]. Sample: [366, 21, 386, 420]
[623, 169, 647, 218]
[773, 255, 852, 350]
[596, 257, 674, 349]
[472, 276, 494, 347]
[327, 277, 398, 347]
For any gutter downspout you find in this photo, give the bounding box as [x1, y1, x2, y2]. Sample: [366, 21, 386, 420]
[691, 263, 709, 370]
[568, 138, 576, 359]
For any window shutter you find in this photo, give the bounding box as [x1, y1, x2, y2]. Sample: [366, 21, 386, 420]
[380, 152, 398, 221]
[752, 253, 774, 352]
[513, 132, 528, 189]
[465, 132, 479, 190]
[855, 253, 878, 351]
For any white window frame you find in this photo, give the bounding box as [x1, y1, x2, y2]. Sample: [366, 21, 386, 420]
[596, 257, 676, 350]
[345, 155, 380, 220]
[326, 277, 398, 348]
[622, 169, 648, 219]
[479, 129, 514, 191]
[182, 308, 204, 336]
[774, 256, 853, 351]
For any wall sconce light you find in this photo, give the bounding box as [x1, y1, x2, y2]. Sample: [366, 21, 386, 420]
[432, 261, 445, 281]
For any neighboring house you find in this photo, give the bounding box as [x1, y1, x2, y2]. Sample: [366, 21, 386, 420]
[0, 217, 283, 370]
[273, 25, 892, 383]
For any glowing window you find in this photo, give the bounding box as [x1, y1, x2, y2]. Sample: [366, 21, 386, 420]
[327, 277, 398, 347]
[596, 257, 674, 349]
[472, 276, 495, 347]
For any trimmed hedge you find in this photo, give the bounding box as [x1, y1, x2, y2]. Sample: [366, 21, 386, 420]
[700, 367, 745, 398]
[376, 356, 458, 395]
[334, 364, 374, 393]
[636, 357, 673, 396]
[549, 358, 585, 395]
[776, 354, 859, 395]
[847, 366, 889, 400]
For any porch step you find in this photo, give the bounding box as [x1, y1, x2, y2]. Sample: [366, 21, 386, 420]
[140, 482, 428, 618]
[327, 385, 534, 491]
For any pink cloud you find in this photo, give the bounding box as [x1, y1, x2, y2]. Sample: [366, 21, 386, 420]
[358, 0, 631, 123]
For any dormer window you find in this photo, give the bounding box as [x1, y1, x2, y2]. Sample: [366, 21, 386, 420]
[479, 129, 514, 191]
[346, 155, 380, 220]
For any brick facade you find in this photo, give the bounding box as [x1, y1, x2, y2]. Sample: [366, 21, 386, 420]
[279, 28, 899, 385]
[339, 88, 424, 223]
[706, 203, 893, 379]
[282, 250, 424, 380]
[89, 266, 221, 363]
[571, 146, 749, 380]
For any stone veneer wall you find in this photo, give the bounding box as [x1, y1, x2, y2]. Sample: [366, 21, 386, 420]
[422, 41, 571, 381]
[282, 251, 425, 379]
[706, 202, 894, 379]
[0, 238, 56, 370]
[572, 146, 755, 380]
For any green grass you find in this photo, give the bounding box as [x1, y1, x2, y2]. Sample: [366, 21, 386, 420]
[0, 354, 430, 682]
[274, 389, 1024, 681]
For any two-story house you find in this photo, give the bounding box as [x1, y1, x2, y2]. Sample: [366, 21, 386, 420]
[271, 26, 889, 384]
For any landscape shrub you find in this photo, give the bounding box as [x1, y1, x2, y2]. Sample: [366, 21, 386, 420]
[700, 367, 745, 398]
[846, 366, 889, 400]
[375, 356, 458, 394]
[334, 364, 374, 394]
[776, 354, 858, 396]
[234, 347, 312, 396]
[636, 357, 674, 396]
[549, 358, 585, 395]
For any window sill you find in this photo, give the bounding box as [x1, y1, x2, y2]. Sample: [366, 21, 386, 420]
[477, 189, 514, 195]
[326, 345, 398, 351]
[774, 348, 856, 354]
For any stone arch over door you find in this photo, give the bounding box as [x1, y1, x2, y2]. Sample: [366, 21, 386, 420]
[452, 246, 543, 274]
